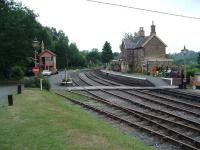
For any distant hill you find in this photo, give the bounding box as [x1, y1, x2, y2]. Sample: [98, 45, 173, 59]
[168, 50, 199, 65]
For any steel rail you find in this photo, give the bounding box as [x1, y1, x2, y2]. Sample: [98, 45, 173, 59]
[55, 92, 200, 150]
[121, 90, 200, 117]
[70, 90, 200, 133]
[85, 72, 200, 119]
[155, 89, 200, 102]
[87, 71, 200, 116]
[134, 90, 200, 109]
[78, 72, 200, 128]
[94, 71, 138, 86]
[89, 72, 122, 86]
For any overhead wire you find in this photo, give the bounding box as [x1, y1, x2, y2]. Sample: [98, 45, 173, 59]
[86, 0, 200, 20]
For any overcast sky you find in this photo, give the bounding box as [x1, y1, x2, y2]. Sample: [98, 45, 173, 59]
[18, 0, 200, 54]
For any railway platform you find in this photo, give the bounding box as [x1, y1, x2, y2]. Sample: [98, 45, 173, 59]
[65, 85, 178, 91]
[101, 70, 171, 87]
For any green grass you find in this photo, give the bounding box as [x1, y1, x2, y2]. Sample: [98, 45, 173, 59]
[0, 88, 153, 150]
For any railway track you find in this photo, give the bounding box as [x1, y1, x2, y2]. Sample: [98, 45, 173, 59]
[87, 71, 200, 112]
[70, 71, 200, 150]
[152, 89, 200, 103]
[133, 90, 200, 110]
[55, 89, 200, 150]
[85, 71, 200, 117]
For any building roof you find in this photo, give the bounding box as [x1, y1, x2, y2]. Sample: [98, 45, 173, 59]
[38, 49, 56, 57]
[142, 35, 167, 47]
[123, 36, 148, 50]
[122, 35, 167, 50]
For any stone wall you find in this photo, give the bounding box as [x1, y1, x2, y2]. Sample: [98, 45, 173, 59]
[144, 36, 166, 58]
[133, 48, 144, 72]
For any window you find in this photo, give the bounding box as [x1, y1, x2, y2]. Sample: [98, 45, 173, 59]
[45, 57, 51, 62]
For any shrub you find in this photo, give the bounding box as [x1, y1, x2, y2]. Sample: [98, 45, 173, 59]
[24, 77, 51, 90]
[10, 66, 24, 80]
[186, 67, 200, 77]
[145, 72, 150, 75]
[42, 78, 51, 90]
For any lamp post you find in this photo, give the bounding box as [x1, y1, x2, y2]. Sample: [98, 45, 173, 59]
[147, 61, 149, 74]
[32, 38, 39, 67]
[181, 46, 188, 88]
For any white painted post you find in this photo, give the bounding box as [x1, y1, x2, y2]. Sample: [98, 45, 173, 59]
[40, 79, 43, 90]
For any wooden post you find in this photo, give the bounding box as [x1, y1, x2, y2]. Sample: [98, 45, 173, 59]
[40, 79, 43, 90]
[17, 85, 21, 94]
[8, 95, 13, 106]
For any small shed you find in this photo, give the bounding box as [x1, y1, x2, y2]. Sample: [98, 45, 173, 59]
[38, 49, 56, 73]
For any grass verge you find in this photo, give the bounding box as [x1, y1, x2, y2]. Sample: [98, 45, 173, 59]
[0, 88, 153, 150]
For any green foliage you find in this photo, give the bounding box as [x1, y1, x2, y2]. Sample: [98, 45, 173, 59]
[101, 41, 113, 64]
[50, 30, 87, 69]
[168, 50, 198, 66]
[24, 77, 51, 90]
[86, 48, 102, 67]
[197, 52, 200, 68]
[186, 66, 200, 77]
[0, 0, 41, 79]
[113, 52, 120, 60]
[0, 0, 118, 79]
[10, 66, 24, 80]
[0, 0, 89, 79]
[168, 50, 200, 76]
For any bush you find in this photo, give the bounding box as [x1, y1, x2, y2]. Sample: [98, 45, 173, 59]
[144, 71, 150, 75]
[42, 79, 51, 90]
[24, 78, 37, 88]
[24, 77, 51, 90]
[10, 66, 24, 80]
[186, 67, 200, 77]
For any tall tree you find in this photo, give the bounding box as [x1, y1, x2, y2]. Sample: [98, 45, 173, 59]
[197, 52, 200, 68]
[0, 0, 42, 79]
[113, 52, 120, 60]
[101, 41, 113, 63]
[0, 0, 88, 79]
[54, 30, 69, 69]
[86, 48, 101, 66]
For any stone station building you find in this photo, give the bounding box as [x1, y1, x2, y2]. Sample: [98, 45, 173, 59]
[119, 22, 173, 74]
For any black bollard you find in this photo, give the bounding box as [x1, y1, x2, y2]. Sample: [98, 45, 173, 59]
[17, 85, 21, 94]
[8, 95, 13, 106]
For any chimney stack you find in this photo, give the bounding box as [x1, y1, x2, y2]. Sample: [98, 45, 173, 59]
[150, 21, 156, 35]
[138, 27, 145, 37]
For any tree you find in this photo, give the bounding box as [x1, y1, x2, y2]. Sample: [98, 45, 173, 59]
[0, 0, 42, 79]
[0, 0, 88, 79]
[124, 33, 134, 39]
[54, 31, 69, 69]
[113, 52, 120, 60]
[101, 41, 113, 64]
[86, 48, 101, 66]
[197, 52, 200, 68]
